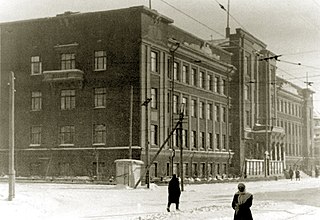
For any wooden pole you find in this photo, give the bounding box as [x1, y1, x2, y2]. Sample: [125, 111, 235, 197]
[129, 86, 133, 159]
[8, 71, 15, 201]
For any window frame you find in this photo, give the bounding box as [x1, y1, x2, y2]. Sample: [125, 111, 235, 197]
[94, 50, 107, 71]
[31, 56, 42, 75]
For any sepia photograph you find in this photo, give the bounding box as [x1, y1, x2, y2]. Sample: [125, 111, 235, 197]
[0, 0, 320, 219]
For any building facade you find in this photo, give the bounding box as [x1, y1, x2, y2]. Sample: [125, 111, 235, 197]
[217, 29, 315, 177]
[314, 110, 320, 167]
[0, 6, 234, 180]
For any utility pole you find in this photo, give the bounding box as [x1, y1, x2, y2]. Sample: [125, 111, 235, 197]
[8, 71, 15, 201]
[170, 39, 180, 176]
[226, 0, 230, 37]
[129, 86, 133, 159]
[142, 98, 152, 188]
[134, 116, 183, 189]
[179, 111, 184, 191]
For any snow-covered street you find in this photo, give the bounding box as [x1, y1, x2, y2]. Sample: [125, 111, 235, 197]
[0, 177, 320, 220]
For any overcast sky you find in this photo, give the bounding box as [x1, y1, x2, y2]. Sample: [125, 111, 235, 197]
[1, 0, 320, 110]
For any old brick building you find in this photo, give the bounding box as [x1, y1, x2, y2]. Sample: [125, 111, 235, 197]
[0, 6, 234, 180]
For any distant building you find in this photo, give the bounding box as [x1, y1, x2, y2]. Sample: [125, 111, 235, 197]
[0, 6, 234, 180]
[216, 28, 315, 177]
[313, 110, 320, 167]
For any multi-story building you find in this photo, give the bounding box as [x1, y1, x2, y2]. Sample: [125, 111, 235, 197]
[216, 28, 315, 177]
[313, 110, 320, 167]
[0, 6, 234, 180]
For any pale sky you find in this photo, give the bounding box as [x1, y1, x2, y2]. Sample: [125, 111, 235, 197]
[1, 0, 320, 110]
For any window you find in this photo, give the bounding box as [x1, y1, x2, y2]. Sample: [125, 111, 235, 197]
[151, 125, 158, 145]
[94, 51, 107, 70]
[31, 56, 42, 75]
[222, 134, 226, 150]
[246, 110, 251, 126]
[207, 74, 213, 91]
[200, 132, 205, 149]
[151, 51, 158, 72]
[192, 163, 198, 177]
[31, 126, 41, 145]
[191, 99, 197, 117]
[191, 69, 197, 86]
[222, 79, 227, 95]
[182, 65, 188, 83]
[182, 129, 188, 148]
[215, 133, 220, 150]
[199, 71, 204, 88]
[207, 103, 212, 120]
[200, 163, 206, 177]
[61, 90, 75, 110]
[150, 162, 158, 178]
[173, 95, 179, 114]
[60, 125, 75, 145]
[94, 88, 106, 108]
[151, 88, 157, 109]
[199, 101, 204, 119]
[183, 163, 189, 177]
[207, 133, 213, 149]
[182, 97, 188, 115]
[173, 62, 179, 81]
[94, 124, 106, 144]
[245, 55, 251, 76]
[173, 130, 177, 147]
[215, 105, 220, 122]
[191, 131, 197, 148]
[61, 53, 75, 70]
[244, 85, 250, 100]
[214, 76, 220, 93]
[222, 107, 227, 123]
[31, 91, 42, 111]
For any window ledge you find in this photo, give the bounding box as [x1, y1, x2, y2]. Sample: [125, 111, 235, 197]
[59, 144, 75, 147]
[93, 143, 106, 146]
[29, 144, 41, 147]
[94, 106, 106, 109]
[94, 69, 106, 72]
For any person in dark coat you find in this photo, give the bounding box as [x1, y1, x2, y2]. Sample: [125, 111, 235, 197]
[232, 183, 253, 220]
[295, 169, 300, 181]
[167, 174, 181, 212]
[289, 167, 294, 181]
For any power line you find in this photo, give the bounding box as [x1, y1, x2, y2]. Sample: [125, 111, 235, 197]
[158, 0, 225, 38]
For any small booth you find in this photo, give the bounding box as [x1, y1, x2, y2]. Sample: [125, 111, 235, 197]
[114, 159, 144, 187]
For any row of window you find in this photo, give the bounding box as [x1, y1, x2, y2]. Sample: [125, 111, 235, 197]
[277, 98, 302, 117]
[150, 124, 227, 150]
[151, 51, 227, 95]
[151, 88, 227, 121]
[31, 124, 106, 146]
[149, 162, 228, 178]
[30, 50, 107, 75]
[32, 88, 107, 111]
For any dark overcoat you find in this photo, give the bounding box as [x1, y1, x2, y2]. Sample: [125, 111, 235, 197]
[168, 177, 181, 203]
[231, 192, 253, 220]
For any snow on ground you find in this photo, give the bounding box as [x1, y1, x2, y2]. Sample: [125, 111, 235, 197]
[0, 176, 320, 220]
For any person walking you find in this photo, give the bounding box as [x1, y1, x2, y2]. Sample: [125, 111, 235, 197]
[295, 169, 300, 181]
[289, 167, 294, 181]
[167, 174, 181, 212]
[232, 183, 253, 220]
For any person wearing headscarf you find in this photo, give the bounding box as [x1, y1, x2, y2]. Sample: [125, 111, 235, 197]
[167, 174, 181, 212]
[231, 183, 253, 220]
